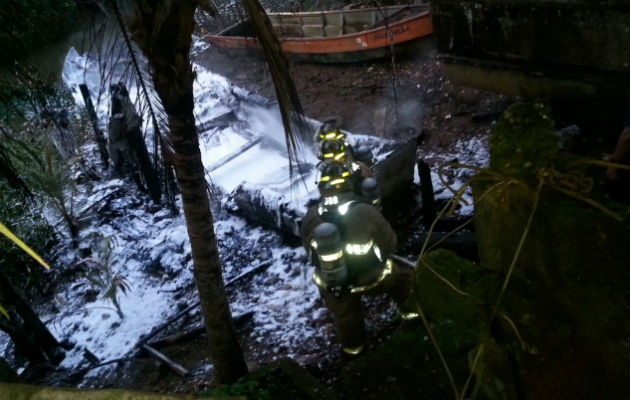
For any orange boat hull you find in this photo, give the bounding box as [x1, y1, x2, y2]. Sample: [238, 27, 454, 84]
[207, 9, 433, 63]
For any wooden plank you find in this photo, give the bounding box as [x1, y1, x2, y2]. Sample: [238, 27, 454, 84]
[205, 136, 262, 173]
[79, 84, 109, 168]
[141, 344, 188, 377]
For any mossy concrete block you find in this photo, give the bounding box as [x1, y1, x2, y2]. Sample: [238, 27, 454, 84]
[489, 103, 558, 181]
[468, 337, 518, 400]
[333, 331, 466, 400]
[211, 358, 334, 400]
[414, 249, 503, 354]
[415, 249, 500, 322]
[473, 103, 630, 398]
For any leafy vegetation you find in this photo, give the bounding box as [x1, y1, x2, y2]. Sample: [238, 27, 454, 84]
[1, 124, 79, 236]
[73, 234, 129, 318]
[204, 358, 330, 400]
[0, 173, 55, 286]
[0, 0, 79, 65]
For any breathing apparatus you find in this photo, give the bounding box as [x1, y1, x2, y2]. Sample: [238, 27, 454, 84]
[311, 222, 348, 297]
[360, 177, 381, 207]
[354, 145, 374, 167]
[310, 167, 387, 297]
[310, 220, 388, 297]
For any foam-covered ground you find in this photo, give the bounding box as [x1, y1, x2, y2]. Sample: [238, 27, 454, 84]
[1, 45, 489, 387]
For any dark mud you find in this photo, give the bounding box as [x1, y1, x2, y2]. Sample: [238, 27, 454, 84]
[196, 36, 513, 153]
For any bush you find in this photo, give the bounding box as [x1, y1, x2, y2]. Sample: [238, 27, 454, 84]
[0, 0, 79, 64]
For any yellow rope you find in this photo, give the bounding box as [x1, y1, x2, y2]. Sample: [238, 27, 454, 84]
[414, 294, 460, 399]
[0, 305, 9, 320]
[0, 222, 51, 270]
[415, 157, 626, 399]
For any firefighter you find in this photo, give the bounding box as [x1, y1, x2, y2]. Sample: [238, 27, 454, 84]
[315, 122, 375, 167]
[315, 126, 377, 205]
[300, 160, 417, 356]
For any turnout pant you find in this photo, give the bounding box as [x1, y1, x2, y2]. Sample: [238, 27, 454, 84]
[317, 260, 414, 351]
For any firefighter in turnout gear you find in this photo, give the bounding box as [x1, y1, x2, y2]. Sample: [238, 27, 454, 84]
[315, 121, 375, 167]
[300, 160, 417, 356]
[314, 120, 377, 205]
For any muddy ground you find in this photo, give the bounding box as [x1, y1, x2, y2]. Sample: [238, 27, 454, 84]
[196, 37, 513, 156]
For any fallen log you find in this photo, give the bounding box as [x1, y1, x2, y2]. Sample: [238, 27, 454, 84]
[79, 84, 109, 168]
[136, 259, 272, 351]
[135, 302, 200, 352]
[205, 136, 262, 173]
[196, 110, 236, 133]
[149, 312, 255, 349]
[226, 260, 273, 288]
[149, 323, 205, 349]
[140, 344, 188, 377]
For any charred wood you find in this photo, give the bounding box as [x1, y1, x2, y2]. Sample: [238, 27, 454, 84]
[0, 273, 64, 365]
[140, 344, 188, 377]
[107, 84, 161, 203]
[78, 84, 109, 168]
[417, 158, 436, 227]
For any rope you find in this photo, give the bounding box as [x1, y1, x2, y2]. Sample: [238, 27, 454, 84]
[412, 157, 627, 399]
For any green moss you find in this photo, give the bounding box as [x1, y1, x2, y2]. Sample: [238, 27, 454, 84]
[489, 103, 559, 180]
[333, 330, 466, 400]
[473, 112, 630, 399]
[204, 359, 332, 400]
[414, 249, 501, 326]
[0, 383, 222, 399]
[469, 337, 518, 400]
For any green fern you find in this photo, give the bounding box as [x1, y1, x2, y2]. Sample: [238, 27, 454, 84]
[2, 124, 78, 236]
[74, 234, 129, 318]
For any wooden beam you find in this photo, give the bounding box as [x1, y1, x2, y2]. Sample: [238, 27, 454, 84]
[141, 344, 188, 377]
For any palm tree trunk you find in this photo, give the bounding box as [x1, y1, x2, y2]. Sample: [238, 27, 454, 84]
[0, 357, 19, 383]
[0, 273, 62, 364]
[125, 1, 247, 384]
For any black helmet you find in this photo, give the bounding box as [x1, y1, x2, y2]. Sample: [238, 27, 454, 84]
[315, 117, 346, 143]
[317, 161, 353, 196]
[317, 127, 346, 143]
[318, 139, 348, 161]
[354, 145, 374, 166]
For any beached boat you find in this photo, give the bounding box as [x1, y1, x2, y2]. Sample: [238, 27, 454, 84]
[206, 5, 433, 63]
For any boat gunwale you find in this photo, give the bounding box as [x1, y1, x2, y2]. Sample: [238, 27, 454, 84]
[210, 5, 430, 44]
[265, 4, 426, 19]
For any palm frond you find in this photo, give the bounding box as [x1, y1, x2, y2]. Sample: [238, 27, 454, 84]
[240, 0, 309, 181]
[81, 3, 174, 206]
[0, 222, 51, 270]
[0, 140, 32, 197]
